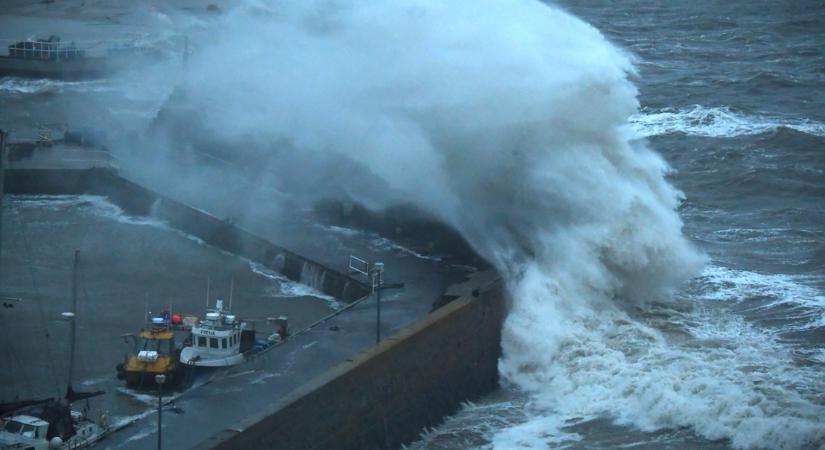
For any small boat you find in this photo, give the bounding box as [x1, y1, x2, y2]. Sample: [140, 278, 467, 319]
[180, 299, 253, 368]
[0, 408, 108, 450]
[116, 316, 186, 389]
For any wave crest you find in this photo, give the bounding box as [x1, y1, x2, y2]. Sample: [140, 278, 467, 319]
[629, 105, 825, 138]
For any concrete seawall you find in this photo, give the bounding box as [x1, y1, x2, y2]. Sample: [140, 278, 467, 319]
[194, 276, 504, 450]
[4, 167, 370, 302]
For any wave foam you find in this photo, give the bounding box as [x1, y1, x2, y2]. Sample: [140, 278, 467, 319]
[78, 195, 169, 228]
[692, 265, 825, 308]
[248, 262, 341, 308]
[498, 267, 825, 449]
[688, 265, 825, 332]
[629, 105, 825, 138]
[11, 194, 168, 228]
[0, 76, 113, 95]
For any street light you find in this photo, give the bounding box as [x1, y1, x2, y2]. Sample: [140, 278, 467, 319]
[155, 373, 166, 450]
[371, 262, 384, 344]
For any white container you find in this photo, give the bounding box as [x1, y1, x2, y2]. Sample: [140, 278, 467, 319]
[137, 350, 159, 362]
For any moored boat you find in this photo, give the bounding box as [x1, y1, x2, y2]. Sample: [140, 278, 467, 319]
[180, 299, 253, 368]
[117, 326, 183, 388]
[0, 408, 108, 450]
[116, 310, 198, 388]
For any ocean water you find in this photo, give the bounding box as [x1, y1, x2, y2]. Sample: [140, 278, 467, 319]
[1, 0, 823, 449]
[406, 1, 825, 449]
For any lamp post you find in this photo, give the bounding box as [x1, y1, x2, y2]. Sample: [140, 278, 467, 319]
[371, 262, 384, 344]
[0, 130, 7, 282]
[155, 373, 166, 450]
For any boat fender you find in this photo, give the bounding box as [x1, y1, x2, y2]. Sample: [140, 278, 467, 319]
[50, 437, 64, 449]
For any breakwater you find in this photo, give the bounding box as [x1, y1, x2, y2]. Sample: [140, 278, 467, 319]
[195, 274, 504, 450]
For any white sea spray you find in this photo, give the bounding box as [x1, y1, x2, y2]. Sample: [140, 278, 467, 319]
[137, 0, 825, 447]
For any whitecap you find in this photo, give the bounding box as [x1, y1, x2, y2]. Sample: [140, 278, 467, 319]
[628, 105, 825, 138]
[505, 299, 825, 449]
[691, 265, 825, 310]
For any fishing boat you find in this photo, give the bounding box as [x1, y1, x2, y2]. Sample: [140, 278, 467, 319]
[180, 298, 253, 368]
[116, 315, 188, 389]
[0, 251, 109, 449]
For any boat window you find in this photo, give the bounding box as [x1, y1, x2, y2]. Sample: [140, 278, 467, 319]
[21, 423, 35, 438]
[2, 420, 23, 433]
[158, 339, 171, 355]
[209, 337, 218, 348]
[198, 336, 206, 347]
[132, 338, 142, 353]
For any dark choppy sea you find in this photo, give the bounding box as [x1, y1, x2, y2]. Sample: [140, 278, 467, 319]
[1, 1, 823, 449]
[408, 1, 825, 449]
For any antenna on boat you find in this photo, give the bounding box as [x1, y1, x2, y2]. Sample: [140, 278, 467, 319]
[206, 277, 211, 309]
[144, 293, 149, 324]
[229, 278, 234, 311]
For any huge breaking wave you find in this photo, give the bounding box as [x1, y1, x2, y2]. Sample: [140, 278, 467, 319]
[148, 0, 825, 448]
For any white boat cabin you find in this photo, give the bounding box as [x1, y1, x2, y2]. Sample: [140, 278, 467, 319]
[0, 415, 51, 449]
[180, 299, 246, 367]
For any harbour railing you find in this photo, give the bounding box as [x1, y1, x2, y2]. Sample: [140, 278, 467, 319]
[0, 35, 174, 60]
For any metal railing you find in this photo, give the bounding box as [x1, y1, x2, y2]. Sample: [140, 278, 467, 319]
[0, 36, 164, 59]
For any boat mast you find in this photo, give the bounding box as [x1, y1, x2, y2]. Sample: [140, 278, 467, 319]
[66, 249, 79, 399]
[229, 278, 234, 311]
